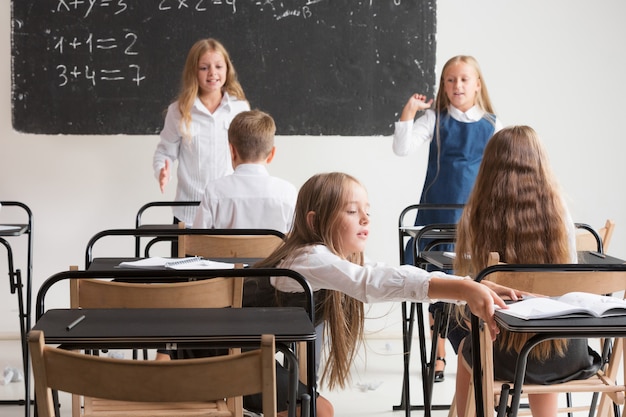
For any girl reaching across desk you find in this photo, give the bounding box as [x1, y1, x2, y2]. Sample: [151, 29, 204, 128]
[453, 126, 601, 417]
[253, 171, 520, 415]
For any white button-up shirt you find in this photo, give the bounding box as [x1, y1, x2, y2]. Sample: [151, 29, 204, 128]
[153, 93, 250, 224]
[192, 164, 297, 233]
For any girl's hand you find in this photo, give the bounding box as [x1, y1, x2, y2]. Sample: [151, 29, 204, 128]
[428, 278, 505, 341]
[480, 280, 529, 301]
[464, 280, 507, 341]
[159, 159, 171, 193]
[400, 94, 433, 121]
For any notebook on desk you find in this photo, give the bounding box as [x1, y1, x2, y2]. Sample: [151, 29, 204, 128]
[117, 257, 237, 270]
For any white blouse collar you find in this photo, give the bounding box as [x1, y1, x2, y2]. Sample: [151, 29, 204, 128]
[448, 104, 485, 122]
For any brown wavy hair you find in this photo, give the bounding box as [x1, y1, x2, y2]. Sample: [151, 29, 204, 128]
[256, 172, 365, 390]
[454, 125, 571, 360]
[176, 38, 246, 141]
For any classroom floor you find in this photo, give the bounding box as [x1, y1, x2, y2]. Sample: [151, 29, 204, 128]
[0, 333, 606, 417]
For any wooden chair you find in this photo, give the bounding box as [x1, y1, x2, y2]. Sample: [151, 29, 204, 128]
[464, 260, 626, 417]
[598, 219, 616, 252]
[176, 225, 312, 379]
[29, 330, 277, 417]
[576, 219, 616, 253]
[69, 267, 244, 417]
[175, 227, 317, 387]
[448, 253, 500, 417]
[176, 223, 285, 260]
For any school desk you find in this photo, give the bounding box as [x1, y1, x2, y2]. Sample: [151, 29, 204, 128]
[33, 268, 316, 417]
[470, 263, 626, 417]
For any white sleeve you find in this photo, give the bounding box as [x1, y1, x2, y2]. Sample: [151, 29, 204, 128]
[153, 103, 182, 179]
[392, 110, 436, 156]
[272, 246, 465, 304]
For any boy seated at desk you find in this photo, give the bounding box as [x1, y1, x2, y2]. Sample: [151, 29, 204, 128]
[192, 108, 297, 233]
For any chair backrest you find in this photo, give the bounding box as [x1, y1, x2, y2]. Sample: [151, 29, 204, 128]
[29, 330, 277, 417]
[177, 225, 285, 260]
[482, 266, 626, 297]
[599, 219, 616, 252]
[70, 275, 243, 309]
[576, 219, 616, 253]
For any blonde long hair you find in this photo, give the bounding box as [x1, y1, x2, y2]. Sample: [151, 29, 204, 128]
[256, 172, 365, 390]
[455, 125, 571, 360]
[176, 38, 246, 140]
[434, 55, 495, 115]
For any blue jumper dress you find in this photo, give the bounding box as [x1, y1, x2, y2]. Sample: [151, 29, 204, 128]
[406, 110, 496, 263]
[407, 110, 496, 352]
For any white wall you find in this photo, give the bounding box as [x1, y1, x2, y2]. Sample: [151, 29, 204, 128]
[1, 0, 625, 338]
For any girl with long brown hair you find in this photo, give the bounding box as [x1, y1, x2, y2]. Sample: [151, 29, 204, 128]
[454, 126, 601, 417]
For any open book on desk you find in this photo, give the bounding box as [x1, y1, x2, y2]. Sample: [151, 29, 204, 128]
[118, 256, 237, 270]
[498, 292, 626, 320]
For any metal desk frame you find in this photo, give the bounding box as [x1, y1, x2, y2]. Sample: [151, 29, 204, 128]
[133, 201, 200, 257]
[0, 201, 34, 417]
[395, 203, 463, 417]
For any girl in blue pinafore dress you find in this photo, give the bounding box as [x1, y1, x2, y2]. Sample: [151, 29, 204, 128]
[393, 55, 502, 382]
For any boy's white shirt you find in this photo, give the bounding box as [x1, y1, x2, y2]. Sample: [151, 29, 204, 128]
[192, 163, 297, 233]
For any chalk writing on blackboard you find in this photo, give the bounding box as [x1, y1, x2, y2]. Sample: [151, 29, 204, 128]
[11, 0, 436, 136]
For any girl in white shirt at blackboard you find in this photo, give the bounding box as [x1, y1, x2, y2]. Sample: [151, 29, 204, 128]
[152, 38, 250, 238]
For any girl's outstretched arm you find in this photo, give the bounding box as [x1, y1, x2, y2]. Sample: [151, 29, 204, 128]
[428, 278, 506, 340]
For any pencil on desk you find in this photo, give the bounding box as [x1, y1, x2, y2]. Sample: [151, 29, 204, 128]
[66, 315, 86, 331]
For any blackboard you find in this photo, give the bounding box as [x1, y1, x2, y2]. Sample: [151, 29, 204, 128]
[11, 1, 436, 136]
